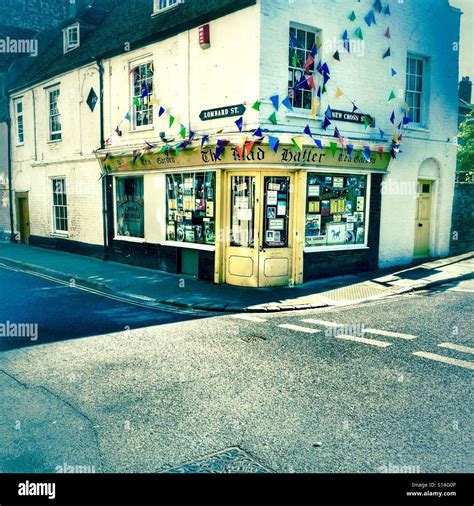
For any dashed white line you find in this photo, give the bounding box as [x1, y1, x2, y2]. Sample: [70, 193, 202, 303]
[438, 342, 474, 355]
[364, 328, 417, 340]
[335, 334, 392, 348]
[278, 324, 321, 334]
[231, 314, 267, 323]
[413, 351, 474, 370]
[301, 319, 341, 327]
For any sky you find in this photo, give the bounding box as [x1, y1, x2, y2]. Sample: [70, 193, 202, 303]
[449, 0, 474, 80]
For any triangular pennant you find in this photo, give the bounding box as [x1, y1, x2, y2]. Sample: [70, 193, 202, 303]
[321, 62, 330, 75]
[282, 96, 294, 112]
[383, 47, 391, 59]
[363, 146, 371, 161]
[322, 116, 331, 130]
[132, 150, 138, 165]
[235, 145, 245, 160]
[169, 115, 175, 127]
[310, 42, 317, 58]
[310, 97, 320, 118]
[201, 135, 209, 147]
[379, 129, 385, 140]
[306, 74, 316, 90]
[325, 106, 332, 119]
[217, 139, 230, 148]
[245, 140, 255, 154]
[377, 146, 384, 159]
[133, 97, 141, 107]
[268, 136, 280, 153]
[349, 11, 356, 22]
[270, 95, 279, 111]
[388, 90, 396, 101]
[403, 116, 412, 125]
[304, 53, 315, 72]
[268, 112, 278, 125]
[115, 126, 122, 136]
[390, 111, 395, 124]
[251, 100, 260, 111]
[313, 138, 323, 150]
[333, 50, 341, 61]
[330, 142, 338, 157]
[124, 111, 131, 121]
[158, 145, 170, 155]
[215, 146, 224, 159]
[384, 4, 391, 15]
[404, 102, 410, 113]
[292, 136, 303, 152]
[355, 27, 363, 40]
[180, 124, 186, 139]
[158, 106, 165, 117]
[364, 116, 371, 129]
[304, 124, 313, 137]
[374, 0, 383, 13]
[364, 10, 376, 27]
[334, 127, 341, 138]
[292, 52, 300, 68]
[391, 67, 397, 77]
[335, 87, 343, 99]
[352, 102, 358, 113]
[346, 144, 354, 158]
[235, 117, 243, 131]
[253, 127, 263, 137]
[385, 27, 391, 39]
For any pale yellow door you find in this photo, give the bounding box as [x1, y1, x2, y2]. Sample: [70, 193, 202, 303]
[224, 172, 294, 287]
[414, 180, 432, 258]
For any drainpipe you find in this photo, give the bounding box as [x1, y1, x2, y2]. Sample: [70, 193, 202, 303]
[97, 59, 109, 260]
[5, 96, 15, 243]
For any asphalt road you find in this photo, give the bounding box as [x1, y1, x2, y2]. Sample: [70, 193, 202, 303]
[1, 264, 472, 474]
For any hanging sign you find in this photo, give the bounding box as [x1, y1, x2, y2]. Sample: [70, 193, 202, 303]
[199, 104, 246, 121]
[331, 110, 375, 126]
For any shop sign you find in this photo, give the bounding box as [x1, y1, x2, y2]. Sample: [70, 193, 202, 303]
[199, 104, 246, 121]
[99, 145, 391, 174]
[331, 109, 375, 126]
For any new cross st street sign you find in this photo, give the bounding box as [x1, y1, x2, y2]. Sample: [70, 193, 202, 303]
[199, 104, 246, 121]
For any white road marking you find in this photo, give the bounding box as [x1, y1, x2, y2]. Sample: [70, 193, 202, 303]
[335, 334, 392, 348]
[413, 351, 474, 370]
[301, 319, 341, 327]
[364, 328, 417, 340]
[231, 314, 267, 323]
[278, 324, 321, 334]
[438, 342, 474, 355]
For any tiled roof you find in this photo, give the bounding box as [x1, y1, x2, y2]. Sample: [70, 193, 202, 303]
[10, 0, 256, 92]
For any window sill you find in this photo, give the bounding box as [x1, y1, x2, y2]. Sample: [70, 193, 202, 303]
[404, 125, 429, 133]
[130, 126, 155, 133]
[165, 241, 215, 252]
[16, 143, 24, 147]
[50, 232, 69, 238]
[286, 111, 323, 121]
[47, 138, 62, 144]
[114, 235, 146, 243]
[304, 244, 369, 253]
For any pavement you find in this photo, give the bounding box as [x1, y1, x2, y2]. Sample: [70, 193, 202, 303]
[0, 241, 472, 312]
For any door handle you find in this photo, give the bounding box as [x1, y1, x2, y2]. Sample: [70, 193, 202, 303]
[418, 223, 423, 227]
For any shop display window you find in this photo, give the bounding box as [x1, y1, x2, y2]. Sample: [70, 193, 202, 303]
[305, 173, 368, 247]
[166, 171, 216, 245]
[263, 176, 290, 248]
[116, 176, 145, 238]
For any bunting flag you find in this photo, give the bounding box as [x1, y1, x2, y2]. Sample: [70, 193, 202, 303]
[215, 146, 225, 159]
[306, 74, 316, 90]
[384, 4, 391, 15]
[330, 142, 338, 157]
[342, 30, 350, 53]
[235, 117, 243, 131]
[304, 124, 313, 137]
[290, 34, 302, 49]
[270, 95, 279, 110]
[377, 146, 384, 159]
[352, 102, 358, 113]
[346, 144, 354, 158]
[140, 82, 148, 98]
[391, 68, 397, 77]
[322, 115, 331, 130]
[404, 102, 410, 113]
[251, 100, 260, 111]
[363, 146, 371, 161]
[282, 96, 294, 112]
[355, 27, 363, 40]
[388, 90, 396, 101]
[385, 27, 391, 39]
[334, 127, 341, 139]
[349, 11, 356, 22]
[269, 136, 280, 153]
[133, 97, 140, 107]
[217, 139, 230, 148]
[304, 53, 315, 72]
[158, 106, 165, 117]
[325, 105, 332, 119]
[364, 10, 376, 27]
[245, 140, 255, 154]
[235, 145, 245, 160]
[313, 138, 323, 150]
[333, 50, 341, 61]
[321, 62, 330, 75]
[169, 115, 175, 127]
[124, 112, 131, 121]
[158, 145, 170, 155]
[310, 97, 320, 118]
[379, 129, 385, 140]
[201, 135, 209, 147]
[268, 112, 278, 125]
[253, 127, 263, 137]
[374, 0, 383, 13]
[383, 47, 391, 59]
[364, 116, 371, 129]
[390, 111, 395, 124]
[115, 126, 122, 136]
[292, 136, 303, 152]
[335, 87, 343, 99]
[188, 131, 196, 141]
[132, 150, 138, 165]
[180, 124, 186, 139]
[310, 42, 317, 58]
[403, 115, 412, 125]
[292, 52, 300, 68]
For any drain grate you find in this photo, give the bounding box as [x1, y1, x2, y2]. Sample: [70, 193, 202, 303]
[162, 447, 272, 473]
[323, 281, 389, 301]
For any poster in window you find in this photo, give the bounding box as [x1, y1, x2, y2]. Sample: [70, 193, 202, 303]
[333, 177, 344, 189]
[183, 196, 193, 211]
[185, 225, 195, 242]
[356, 226, 365, 243]
[346, 222, 354, 231]
[235, 196, 248, 209]
[267, 207, 276, 219]
[356, 197, 365, 211]
[184, 211, 192, 220]
[308, 185, 320, 197]
[337, 199, 345, 213]
[327, 224, 346, 244]
[206, 201, 214, 217]
[168, 199, 177, 210]
[176, 224, 185, 241]
[167, 223, 176, 241]
[325, 176, 332, 185]
[333, 214, 342, 223]
[345, 201, 353, 214]
[305, 214, 322, 245]
[204, 221, 215, 244]
[236, 208, 252, 221]
[269, 218, 284, 230]
[268, 183, 281, 191]
[266, 230, 275, 242]
[277, 201, 286, 216]
[330, 199, 339, 214]
[273, 231, 281, 242]
[308, 201, 320, 213]
[345, 230, 356, 243]
[354, 212, 364, 222]
[321, 201, 330, 216]
[267, 190, 278, 205]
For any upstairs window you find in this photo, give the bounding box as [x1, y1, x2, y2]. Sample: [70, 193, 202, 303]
[405, 54, 429, 126]
[153, 0, 183, 14]
[132, 62, 154, 129]
[288, 26, 319, 110]
[48, 87, 62, 141]
[63, 23, 80, 53]
[14, 98, 24, 145]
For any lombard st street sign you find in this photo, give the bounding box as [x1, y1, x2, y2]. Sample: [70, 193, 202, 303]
[199, 104, 247, 121]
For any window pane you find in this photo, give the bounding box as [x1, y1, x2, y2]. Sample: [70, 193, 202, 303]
[116, 176, 144, 238]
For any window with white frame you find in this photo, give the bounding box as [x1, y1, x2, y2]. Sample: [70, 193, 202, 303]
[288, 26, 320, 110]
[116, 176, 145, 238]
[52, 178, 68, 233]
[48, 87, 62, 141]
[14, 98, 24, 144]
[405, 55, 428, 126]
[153, 0, 183, 14]
[132, 62, 154, 129]
[63, 23, 80, 53]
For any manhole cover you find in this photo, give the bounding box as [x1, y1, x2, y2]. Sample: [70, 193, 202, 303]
[323, 281, 389, 301]
[162, 447, 272, 473]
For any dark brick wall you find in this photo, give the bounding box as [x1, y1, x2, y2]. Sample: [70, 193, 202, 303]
[0, 0, 72, 31]
[450, 182, 474, 254]
[29, 235, 103, 258]
[303, 173, 383, 281]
